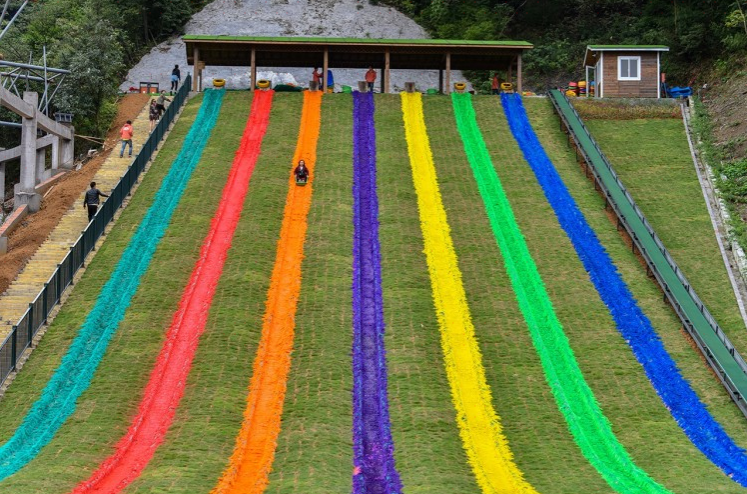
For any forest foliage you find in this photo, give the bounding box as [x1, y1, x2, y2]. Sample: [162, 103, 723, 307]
[376, 0, 744, 86]
[0, 0, 743, 141]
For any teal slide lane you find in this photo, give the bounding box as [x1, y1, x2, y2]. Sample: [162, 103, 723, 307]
[547, 89, 747, 413]
[452, 93, 671, 494]
[0, 89, 225, 480]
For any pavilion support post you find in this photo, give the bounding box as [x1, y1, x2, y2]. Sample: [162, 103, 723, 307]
[445, 52, 451, 94]
[508, 58, 513, 88]
[439, 69, 443, 94]
[192, 47, 200, 92]
[384, 50, 390, 94]
[517, 54, 523, 93]
[16, 91, 40, 212]
[250, 48, 257, 93]
[323, 48, 329, 92]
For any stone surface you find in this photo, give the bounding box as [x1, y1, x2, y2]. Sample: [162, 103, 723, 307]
[122, 0, 468, 92]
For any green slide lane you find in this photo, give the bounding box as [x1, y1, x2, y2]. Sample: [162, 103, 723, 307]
[549, 89, 747, 414]
[453, 93, 671, 494]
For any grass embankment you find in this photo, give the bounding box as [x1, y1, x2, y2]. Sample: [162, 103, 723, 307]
[512, 97, 747, 492]
[584, 118, 747, 350]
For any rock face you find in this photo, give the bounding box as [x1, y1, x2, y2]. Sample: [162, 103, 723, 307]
[122, 0, 467, 92]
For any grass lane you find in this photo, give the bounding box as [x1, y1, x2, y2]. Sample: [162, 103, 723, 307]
[266, 94, 354, 494]
[423, 94, 612, 493]
[584, 118, 747, 349]
[126, 92, 301, 494]
[375, 94, 478, 494]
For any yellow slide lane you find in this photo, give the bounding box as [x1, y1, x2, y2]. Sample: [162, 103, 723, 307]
[400, 92, 539, 494]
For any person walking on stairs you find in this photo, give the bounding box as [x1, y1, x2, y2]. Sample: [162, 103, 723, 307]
[83, 182, 109, 222]
[120, 120, 134, 158]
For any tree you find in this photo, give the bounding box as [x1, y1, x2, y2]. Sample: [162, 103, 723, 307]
[54, 7, 124, 135]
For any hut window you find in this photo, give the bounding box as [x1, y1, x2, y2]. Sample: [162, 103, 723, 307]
[618, 56, 641, 81]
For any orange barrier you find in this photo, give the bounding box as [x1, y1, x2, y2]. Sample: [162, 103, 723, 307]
[211, 90, 322, 494]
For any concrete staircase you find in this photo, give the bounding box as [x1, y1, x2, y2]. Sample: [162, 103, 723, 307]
[0, 102, 153, 338]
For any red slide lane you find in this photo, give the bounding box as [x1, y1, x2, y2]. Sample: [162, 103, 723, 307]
[70, 90, 275, 494]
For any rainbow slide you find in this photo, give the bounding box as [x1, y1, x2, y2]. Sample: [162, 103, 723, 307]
[0, 89, 225, 481]
[210, 90, 322, 494]
[400, 91, 537, 494]
[351, 91, 401, 493]
[69, 90, 275, 494]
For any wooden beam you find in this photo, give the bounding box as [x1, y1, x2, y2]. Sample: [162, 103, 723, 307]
[250, 48, 256, 93]
[517, 54, 523, 93]
[445, 52, 451, 94]
[439, 69, 443, 93]
[384, 50, 390, 94]
[323, 48, 329, 92]
[192, 46, 200, 91]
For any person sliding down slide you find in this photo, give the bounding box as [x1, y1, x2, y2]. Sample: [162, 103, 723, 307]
[294, 159, 309, 185]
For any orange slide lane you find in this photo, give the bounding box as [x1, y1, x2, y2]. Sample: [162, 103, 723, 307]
[70, 90, 275, 494]
[211, 90, 322, 494]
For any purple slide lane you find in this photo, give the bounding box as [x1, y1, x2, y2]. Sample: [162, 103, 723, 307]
[351, 91, 402, 494]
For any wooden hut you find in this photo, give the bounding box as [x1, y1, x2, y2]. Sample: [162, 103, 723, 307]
[584, 45, 669, 98]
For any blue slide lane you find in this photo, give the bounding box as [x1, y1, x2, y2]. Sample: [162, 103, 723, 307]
[501, 93, 747, 486]
[0, 89, 225, 480]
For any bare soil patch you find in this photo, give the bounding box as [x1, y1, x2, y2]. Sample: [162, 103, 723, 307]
[0, 93, 150, 295]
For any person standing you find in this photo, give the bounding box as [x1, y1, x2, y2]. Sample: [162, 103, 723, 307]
[312, 67, 322, 90]
[326, 69, 334, 92]
[83, 182, 109, 222]
[120, 120, 134, 158]
[171, 65, 181, 94]
[491, 73, 500, 95]
[365, 66, 376, 92]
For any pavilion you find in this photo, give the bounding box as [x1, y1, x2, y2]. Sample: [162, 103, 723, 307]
[182, 35, 533, 93]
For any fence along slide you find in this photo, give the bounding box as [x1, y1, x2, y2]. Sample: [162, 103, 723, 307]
[351, 91, 402, 493]
[505, 92, 747, 485]
[0, 89, 225, 481]
[210, 90, 322, 494]
[69, 90, 275, 494]
[455, 93, 671, 494]
[400, 91, 537, 494]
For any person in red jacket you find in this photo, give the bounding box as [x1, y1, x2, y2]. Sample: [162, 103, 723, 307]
[120, 120, 134, 158]
[365, 66, 376, 92]
[312, 67, 322, 90]
[491, 73, 500, 95]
